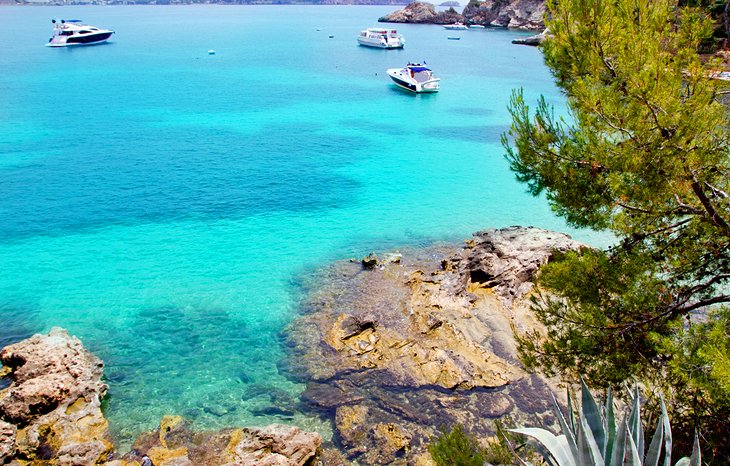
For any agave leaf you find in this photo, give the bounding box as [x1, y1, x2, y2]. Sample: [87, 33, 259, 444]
[610, 415, 628, 466]
[577, 413, 604, 465]
[661, 395, 672, 466]
[567, 387, 576, 433]
[626, 422, 643, 466]
[674, 458, 690, 466]
[605, 387, 616, 464]
[552, 393, 579, 461]
[689, 432, 701, 466]
[510, 428, 577, 466]
[581, 379, 607, 454]
[644, 409, 664, 466]
[627, 386, 644, 458]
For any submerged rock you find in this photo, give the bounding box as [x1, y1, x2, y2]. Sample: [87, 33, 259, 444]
[287, 226, 584, 464]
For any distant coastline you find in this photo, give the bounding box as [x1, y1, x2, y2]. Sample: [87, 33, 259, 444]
[5, 0, 411, 5]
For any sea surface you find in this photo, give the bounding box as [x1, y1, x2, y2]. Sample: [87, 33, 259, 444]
[0, 5, 603, 446]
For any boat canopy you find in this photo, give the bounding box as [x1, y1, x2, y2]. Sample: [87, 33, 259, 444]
[65, 19, 83, 23]
[408, 66, 431, 72]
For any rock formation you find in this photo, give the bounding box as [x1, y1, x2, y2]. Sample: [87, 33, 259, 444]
[379, 0, 547, 30]
[378, 2, 464, 25]
[287, 226, 585, 465]
[0, 327, 114, 465]
[0, 329, 322, 466]
[462, 0, 545, 29]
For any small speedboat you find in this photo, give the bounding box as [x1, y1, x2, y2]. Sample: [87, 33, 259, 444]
[357, 28, 405, 49]
[469, 24, 486, 29]
[447, 36, 461, 40]
[46, 19, 114, 47]
[443, 22, 468, 30]
[386, 63, 440, 93]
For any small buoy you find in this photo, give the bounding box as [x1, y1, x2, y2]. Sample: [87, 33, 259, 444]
[328, 34, 334, 38]
[208, 50, 216, 55]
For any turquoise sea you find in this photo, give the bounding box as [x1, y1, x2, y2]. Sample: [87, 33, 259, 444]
[0, 5, 602, 445]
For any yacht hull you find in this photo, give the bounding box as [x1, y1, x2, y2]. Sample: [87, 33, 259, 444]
[386, 69, 440, 93]
[357, 38, 404, 49]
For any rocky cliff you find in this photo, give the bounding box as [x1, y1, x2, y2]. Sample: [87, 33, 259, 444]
[0, 328, 322, 466]
[287, 226, 585, 465]
[379, 0, 546, 30]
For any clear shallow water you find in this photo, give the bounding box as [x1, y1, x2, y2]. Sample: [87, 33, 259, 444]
[0, 5, 602, 445]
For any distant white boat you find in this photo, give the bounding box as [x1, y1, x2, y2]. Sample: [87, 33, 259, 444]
[46, 19, 114, 47]
[208, 50, 216, 55]
[443, 23, 468, 30]
[357, 28, 405, 49]
[447, 36, 461, 40]
[469, 24, 486, 29]
[387, 63, 440, 93]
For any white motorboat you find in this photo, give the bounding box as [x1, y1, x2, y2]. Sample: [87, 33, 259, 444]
[46, 19, 114, 47]
[469, 24, 486, 29]
[357, 28, 405, 49]
[386, 63, 440, 93]
[443, 22, 468, 30]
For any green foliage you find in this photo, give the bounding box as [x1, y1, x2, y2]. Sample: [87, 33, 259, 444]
[511, 382, 701, 466]
[428, 424, 488, 466]
[502, 0, 730, 459]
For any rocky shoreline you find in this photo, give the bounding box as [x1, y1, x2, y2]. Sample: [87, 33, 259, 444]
[0, 328, 321, 465]
[286, 226, 586, 464]
[379, 1, 547, 30]
[0, 226, 585, 466]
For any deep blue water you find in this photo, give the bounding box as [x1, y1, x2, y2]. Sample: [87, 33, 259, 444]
[0, 5, 596, 445]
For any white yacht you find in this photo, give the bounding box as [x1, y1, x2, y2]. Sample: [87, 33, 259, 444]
[386, 63, 440, 93]
[357, 28, 405, 49]
[443, 22, 468, 30]
[46, 19, 114, 47]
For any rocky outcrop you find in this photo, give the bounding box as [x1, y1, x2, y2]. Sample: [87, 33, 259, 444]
[287, 226, 585, 465]
[379, 1, 464, 24]
[512, 29, 548, 45]
[462, 0, 545, 29]
[0, 327, 113, 465]
[0, 329, 322, 466]
[380, 0, 546, 30]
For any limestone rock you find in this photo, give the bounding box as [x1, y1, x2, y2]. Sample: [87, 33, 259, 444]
[462, 0, 546, 29]
[512, 28, 549, 45]
[288, 227, 576, 464]
[379, 2, 464, 24]
[0, 327, 113, 465]
[0, 420, 16, 462]
[127, 417, 321, 466]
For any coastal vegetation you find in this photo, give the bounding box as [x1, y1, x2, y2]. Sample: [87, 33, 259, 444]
[504, 0, 730, 461]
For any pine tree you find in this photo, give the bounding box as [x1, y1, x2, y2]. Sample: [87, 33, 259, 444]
[503, 0, 730, 460]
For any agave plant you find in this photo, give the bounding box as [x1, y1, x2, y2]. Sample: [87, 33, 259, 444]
[510, 381, 701, 466]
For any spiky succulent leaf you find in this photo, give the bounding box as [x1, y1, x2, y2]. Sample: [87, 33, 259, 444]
[552, 393, 579, 462]
[610, 414, 628, 466]
[578, 414, 604, 465]
[644, 411, 664, 466]
[581, 379, 606, 455]
[605, 388, 616, 464]
[510, 428, 577, 466]
[627, 387, 644, 458]
[674, 458, 690, 466]
[661, 396, 672, 466]
[626, 422, 643, 466]
[689, 433, 701, 466]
